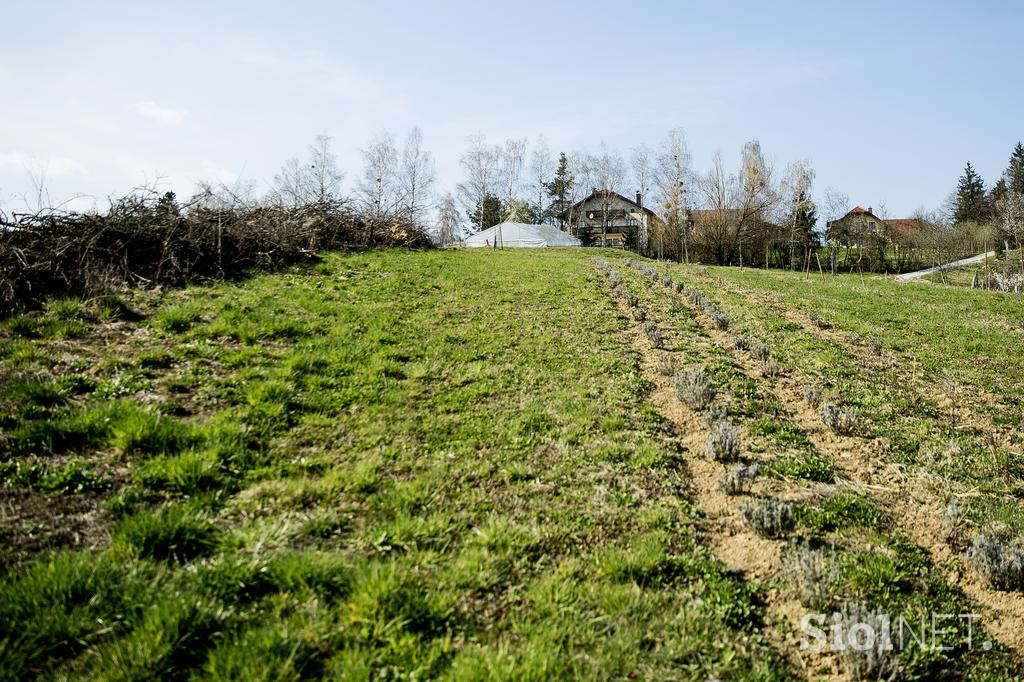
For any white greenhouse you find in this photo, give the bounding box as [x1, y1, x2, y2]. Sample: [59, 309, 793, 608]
[464, 223, 581, 248]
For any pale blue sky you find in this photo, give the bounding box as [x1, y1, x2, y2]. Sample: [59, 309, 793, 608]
[1, 0, 1021, 217]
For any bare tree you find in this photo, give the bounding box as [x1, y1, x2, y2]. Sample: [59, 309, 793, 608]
[735, 140, 778, 266]
[1004, 190, 1024, 276]
[564, 152, 590, 235]
[780, 160, 815, 269]
[456, 133, 500, 232]
[399, 126, 435, 226]
[309, 134, 344, 204]
[822, 187, 850, 273]
[500, 137, 528, 210]
[272, 134, 345, 208]
[529, 135, 554, 223]
[590, 142, 626, 245]
[654, 129, 692, 261]
[695, 150, 738, 264]
[630, 143, 655, 252]
[358, 131, 401, 220]
[434, 191, 462, 246]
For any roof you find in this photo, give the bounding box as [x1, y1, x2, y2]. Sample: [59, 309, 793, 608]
[464, 222, 581, 248]
[827, 206, 924, 232]
[568, 189, 656, 217]
[883, 218, 923, 233]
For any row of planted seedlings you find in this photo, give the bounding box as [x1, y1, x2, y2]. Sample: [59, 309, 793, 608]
[591, 256, 802, 676]
[674, 265, 1024, 601]
[617, 258, 1021, 679]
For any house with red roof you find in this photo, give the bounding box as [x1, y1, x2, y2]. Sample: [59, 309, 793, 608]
[825, 206, 922, 247]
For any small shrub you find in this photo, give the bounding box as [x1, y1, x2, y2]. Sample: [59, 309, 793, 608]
[702, 405, 727, 426]
[630, 306, 646, 322]
[674, 368, 716, 409]
[642, 321, 663, 348]
[622, 292, 639, 308]
[783, 540, 840, 609]
[672, 280, 685, 293]
[709, 310, 731, 331]
[806, 309, 825, 328]
[720, 463, 759, 495]
[731, 335, 751, 351]
[606, 270, 622, 288]
[751, 342, 771, 361]
[741, 498, 795, 538]
[656, 353, 677, 377]
[866, 333, 884, 356]
[835, 601, 902, 679]
[763, 357, 782, 377]
[820, 402, 859, 435]
[705, 421, 740, 461]
[802, 386, 824, 408]
[967, 533, 1024, 590]
[661, 275, 673, 288]
[941, 500, 965, 546]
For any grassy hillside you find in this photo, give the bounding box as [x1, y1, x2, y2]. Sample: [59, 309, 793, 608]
[1, 249, 1022, 679]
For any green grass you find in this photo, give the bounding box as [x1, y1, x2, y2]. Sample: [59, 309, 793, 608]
[2, 249, 1023, 679]
[0, 250, 793, 679]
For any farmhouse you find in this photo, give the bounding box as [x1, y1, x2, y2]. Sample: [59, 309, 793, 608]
[563, 189, 662, 249]
[826, 206, 923, 247]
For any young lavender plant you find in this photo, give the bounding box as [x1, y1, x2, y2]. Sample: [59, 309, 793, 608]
[741, 498, 796, 538]
[642, 321, 664, 348]
[820, 402, 859, 435]
[674, 368, 716, 409]
[967, 533, 1024, 591]
[705, 421, 740, 461]
[656, 352, 677, 377]
[803, 386, 824, 408]
[720, 462, 760, 495]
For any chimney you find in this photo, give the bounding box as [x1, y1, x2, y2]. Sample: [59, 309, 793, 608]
[868, 206, 873, 214]
[636, 191, 643, 207]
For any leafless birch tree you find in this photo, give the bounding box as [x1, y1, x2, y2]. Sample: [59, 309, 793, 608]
[456, 133, 500, 233]
[529, 135, 554, 222]
[399, 127, 435, 227]
[358, 131, 400, 219]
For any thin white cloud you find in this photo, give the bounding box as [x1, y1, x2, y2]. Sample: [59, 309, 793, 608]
[131, 101, 186, 126]
[0, 151, 86, 177]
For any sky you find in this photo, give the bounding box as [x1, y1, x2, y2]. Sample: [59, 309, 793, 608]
[1, 0, 1022, 219]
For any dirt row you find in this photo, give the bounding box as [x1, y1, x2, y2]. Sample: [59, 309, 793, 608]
[630, 264, 1024, 654]
[686, 269, 1020, 454]
[594, 265, 847, 677]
